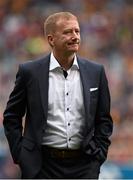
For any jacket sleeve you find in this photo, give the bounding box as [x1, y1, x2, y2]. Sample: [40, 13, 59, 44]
[94, 66, 113, 163]
[3, 65, 26, 164]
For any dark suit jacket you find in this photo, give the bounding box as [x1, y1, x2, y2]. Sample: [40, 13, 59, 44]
[3, 54, 113, 178]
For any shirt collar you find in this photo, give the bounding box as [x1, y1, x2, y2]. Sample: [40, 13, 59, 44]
[49, 52, 79, 71]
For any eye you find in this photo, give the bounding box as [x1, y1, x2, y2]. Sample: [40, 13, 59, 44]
[75, 29, 80, 34]
[63, 30, 71, 34]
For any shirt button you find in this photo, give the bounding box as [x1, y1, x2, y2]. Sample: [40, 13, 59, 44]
[68, 123, 70, 126]
[66, 92, 69, 96]
[67, 108, 69, 111]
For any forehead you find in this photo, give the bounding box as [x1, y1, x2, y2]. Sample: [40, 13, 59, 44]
[56, 18, 80, 29]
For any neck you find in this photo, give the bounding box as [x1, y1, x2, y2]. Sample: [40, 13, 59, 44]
[53, 51, 75, 70]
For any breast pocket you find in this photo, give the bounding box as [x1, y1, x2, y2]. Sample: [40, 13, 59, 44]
[90, 89, 99, 99]
[90, 90, 99, 115]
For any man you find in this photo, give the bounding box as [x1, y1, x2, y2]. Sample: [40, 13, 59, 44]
[3, 12, 113, 179]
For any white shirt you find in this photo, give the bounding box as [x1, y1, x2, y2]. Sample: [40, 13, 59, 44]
[42, 53, 85, 149]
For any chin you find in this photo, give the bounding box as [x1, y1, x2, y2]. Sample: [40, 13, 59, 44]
[71, 49, 79, 53]
[69, 47, 79, 52]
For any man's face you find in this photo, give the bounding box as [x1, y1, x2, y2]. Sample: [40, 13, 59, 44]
[48, 18, 81, 55]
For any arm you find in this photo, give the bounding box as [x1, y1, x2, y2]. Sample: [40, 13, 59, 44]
[94, 66, 113, 163]
[3, 65, 26, 164]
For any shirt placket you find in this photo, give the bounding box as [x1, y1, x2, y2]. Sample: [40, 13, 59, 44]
[64, 72, 72, 148]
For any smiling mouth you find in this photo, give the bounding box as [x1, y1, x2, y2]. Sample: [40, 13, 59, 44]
[67, 42, 79, 46]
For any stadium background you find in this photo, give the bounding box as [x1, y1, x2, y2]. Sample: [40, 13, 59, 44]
[0, 0, 133, 178]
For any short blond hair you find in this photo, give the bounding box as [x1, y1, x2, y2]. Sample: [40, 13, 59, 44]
[44, 12, 78, 36]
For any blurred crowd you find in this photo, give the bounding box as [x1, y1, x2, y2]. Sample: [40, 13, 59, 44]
[0, 0, 133, 178]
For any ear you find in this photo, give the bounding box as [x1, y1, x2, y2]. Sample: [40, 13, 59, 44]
[47, 35, 54, 47]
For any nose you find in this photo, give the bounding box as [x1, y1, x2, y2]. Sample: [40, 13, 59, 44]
[73, 31, 79, 38]
[71, 31, 80, 40]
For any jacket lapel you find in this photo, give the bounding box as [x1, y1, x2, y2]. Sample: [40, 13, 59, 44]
[38, 54, 50, 120]
[77, 57, 91, 131]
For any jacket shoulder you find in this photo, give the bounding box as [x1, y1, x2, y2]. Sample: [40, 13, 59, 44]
[19, 54, 50, 71]
[78, 56, 104, 71]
